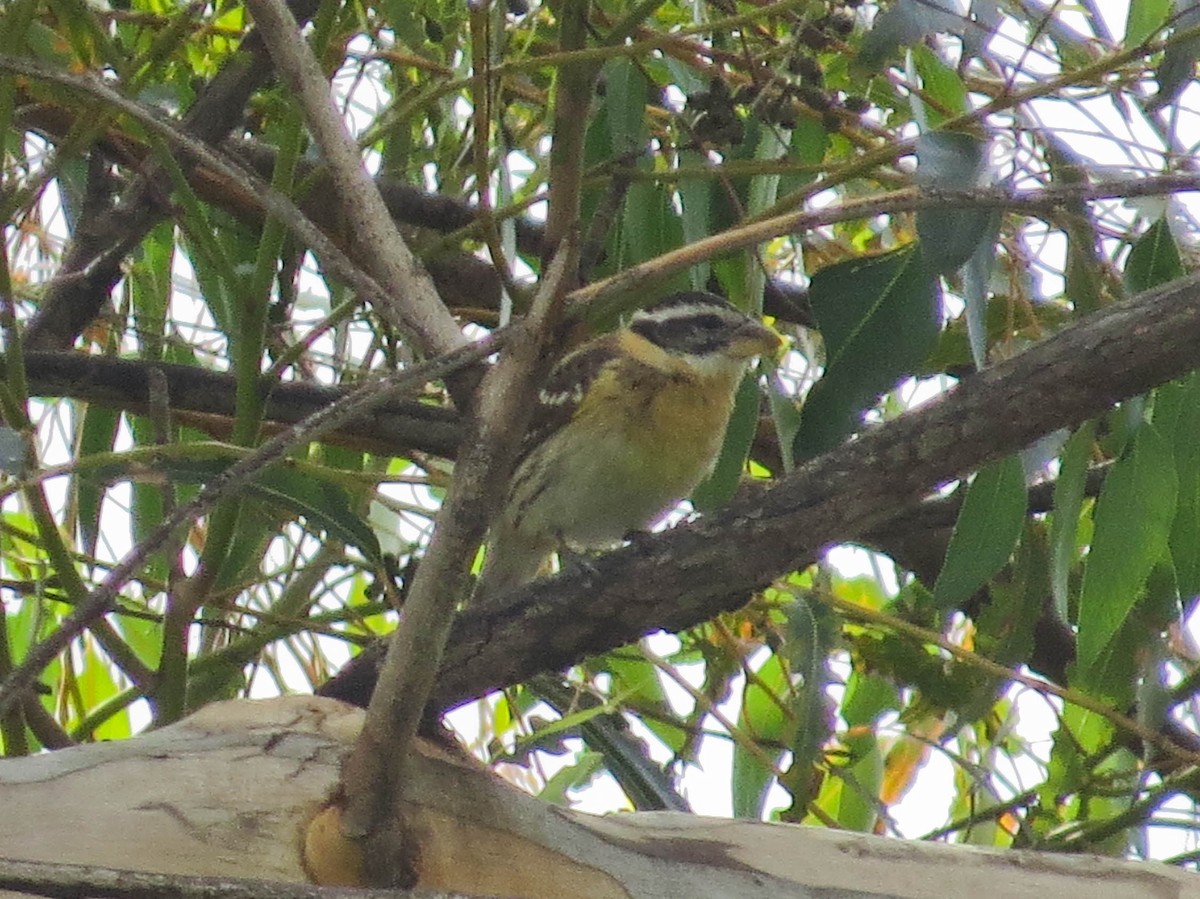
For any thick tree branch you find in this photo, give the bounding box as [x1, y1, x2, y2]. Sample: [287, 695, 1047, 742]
[11, 695, 1192, 898]
[407, 271, 1200, 712]
[0, 857, 460, 899]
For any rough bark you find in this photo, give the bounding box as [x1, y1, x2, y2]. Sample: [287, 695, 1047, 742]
[316, 272, 1200, 714]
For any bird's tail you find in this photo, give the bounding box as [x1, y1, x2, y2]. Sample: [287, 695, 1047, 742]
[471, 518, 554, 603]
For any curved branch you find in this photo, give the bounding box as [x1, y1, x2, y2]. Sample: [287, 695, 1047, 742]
[413, 272, 1200, 711]
[245, 0, 466, 367]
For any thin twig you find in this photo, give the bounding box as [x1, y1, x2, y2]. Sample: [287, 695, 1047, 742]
[567, 175, 1200, 314]
[542, 0, 596, 264]
[0, 54, 447, 367]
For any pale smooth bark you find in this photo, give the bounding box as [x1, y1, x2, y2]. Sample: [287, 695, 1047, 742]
[1, 696, 1195, 899]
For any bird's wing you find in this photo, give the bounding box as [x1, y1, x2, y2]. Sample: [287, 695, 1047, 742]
[515, 335, 622, 467]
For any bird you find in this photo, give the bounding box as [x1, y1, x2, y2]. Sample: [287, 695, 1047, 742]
[474, 290, 781, 600]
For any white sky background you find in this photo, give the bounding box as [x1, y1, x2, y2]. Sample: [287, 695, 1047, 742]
[5, 0, 1200, 861]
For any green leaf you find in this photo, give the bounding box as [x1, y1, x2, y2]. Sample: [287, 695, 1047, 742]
[379, 0, 429, 52]
[618, 181, 686, 289]
[732, 653, 790, 819]
[741, 123, 789, 309]
[1045, 702, 1113, 809]
[244, 464, 381, 566]
[21, 19, 75, 67]
[176, 216, 239, 336]
[1076, 423, 1177, 698]
[75, 405, 120, 559]
[915, 132, 993, 275]
[1148, 0, 1200, 111]
[976, 521, 1049, 667]
[603, 57, 649, 157]
[676, 150, 712, 292]
[600, 653, 686, 754]
[1050, 422, 1095, 622]
[1124, 217, 1184, 294]
[818, 732, 882, 831]
[534, 672, 687, 812]
[214, 502, 279, 594]
[538, 751, 606, 806]
[662, 56, 707, 96]
[54, 157, 89, 236]
[768, 373, 802, 473]
[116, 615, 163, 676]
[855, 0, 968, 72]
[912, 45, 968, 125]
[776, 115, 829, 199]
[77, 640, 129, 741]
[712, 253, 749, 309]
[130, 221, 178, 360]
[96, 455, 382, 566]
[841, 670, 899, 728]
[795, 246, 941, 459]
[1125, 0, 1171, 46]
[960, 210, 1002, 369]
[693, 374, 762, 511]
[578, 102, 615, 262]
[932, 455, 1027, 610]
[1161, 374, 1200, 597]
[779, 595, 834, 814]
[127, 416, 171, 585]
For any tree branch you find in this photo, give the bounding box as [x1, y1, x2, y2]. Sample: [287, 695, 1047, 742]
[12, 350, 463, 460]
[412, 271, 1200, 712]
[337, 240, 577, 886]
[245, 0, 467, 372]
[0, 856, 465, 899]
[568, 176, 1200, 316]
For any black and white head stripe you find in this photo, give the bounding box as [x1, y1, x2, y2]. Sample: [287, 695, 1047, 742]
[629, 292, 755, 355]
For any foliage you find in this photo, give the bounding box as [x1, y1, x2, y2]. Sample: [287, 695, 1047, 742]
[3, 0, 1200, 867]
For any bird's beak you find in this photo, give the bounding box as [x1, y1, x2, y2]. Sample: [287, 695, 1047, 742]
[729, 318, 783, 360]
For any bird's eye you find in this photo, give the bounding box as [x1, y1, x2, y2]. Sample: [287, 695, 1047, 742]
[694, 314, 725, 331]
